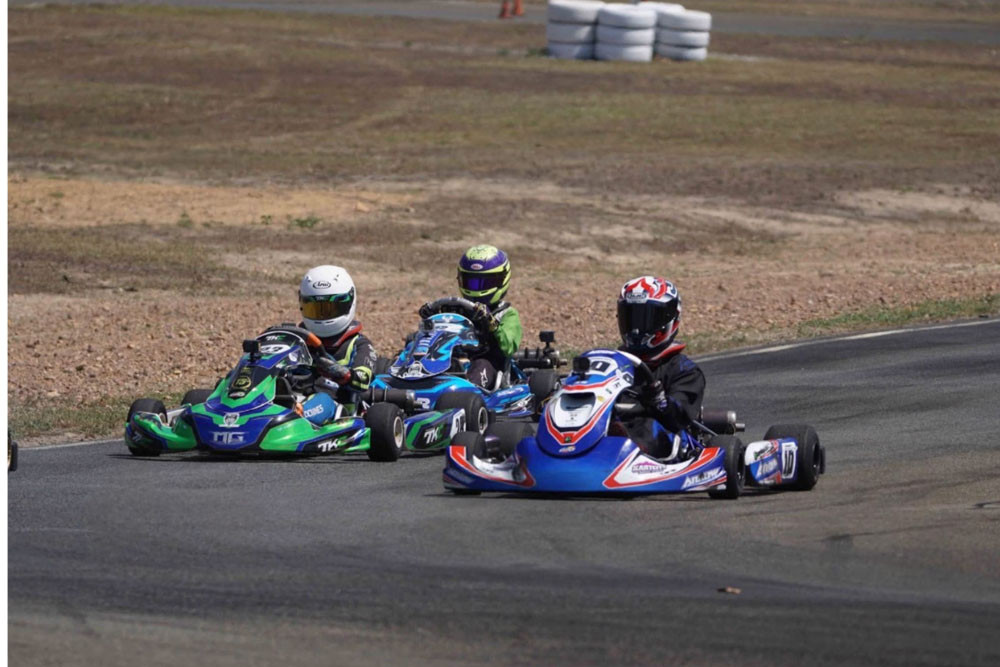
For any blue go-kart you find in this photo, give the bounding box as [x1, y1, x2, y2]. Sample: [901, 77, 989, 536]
[443, 348, 825, 497]
[368, 297, 563, 454]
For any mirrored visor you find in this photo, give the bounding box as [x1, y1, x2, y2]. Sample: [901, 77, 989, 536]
[300, 293, 353, 320]
[459, 271, 505, 292]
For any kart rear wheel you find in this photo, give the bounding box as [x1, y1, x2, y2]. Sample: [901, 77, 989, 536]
[180, 388, 213, 406]
[528, 369, 559, 416]
[365, 402, 404, 462]
[764, 424, 822, 491]
[435, 391, 489, 435]
[126, 398, 166, 457]
[707, 435, 745, 499]
[485, 421, 534, 459]
[373, 356, 392, 376]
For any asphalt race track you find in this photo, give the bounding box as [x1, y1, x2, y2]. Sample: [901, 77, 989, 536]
[9, 319, 1000, 666]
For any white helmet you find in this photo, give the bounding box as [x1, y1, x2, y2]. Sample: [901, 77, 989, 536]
[299, 265, 357, 339]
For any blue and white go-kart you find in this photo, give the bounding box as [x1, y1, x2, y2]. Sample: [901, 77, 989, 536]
[368, 297, 562, 454]
[443, 348, 825, 497]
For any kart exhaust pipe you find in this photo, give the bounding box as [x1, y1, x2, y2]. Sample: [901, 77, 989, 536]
[700, 409, 744, 435]
[366, 388, 416, 413]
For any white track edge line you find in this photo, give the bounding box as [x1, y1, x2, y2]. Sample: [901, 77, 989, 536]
[696, 317, 997, 363]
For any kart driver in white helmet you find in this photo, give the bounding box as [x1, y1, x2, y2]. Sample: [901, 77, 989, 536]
[295, 265, 377, 425]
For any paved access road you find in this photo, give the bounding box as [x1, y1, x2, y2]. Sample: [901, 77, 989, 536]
[9, 319, 1000, 666]
[10, 0, 1000, 45]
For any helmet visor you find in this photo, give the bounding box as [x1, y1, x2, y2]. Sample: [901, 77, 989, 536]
[301, 291, 353, 321]
[459, 271, 506, 293]
[617, 301, 678, 337]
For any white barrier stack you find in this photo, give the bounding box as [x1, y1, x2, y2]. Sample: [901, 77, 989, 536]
[595, 4, 657, 62]
[547, 0, 605, 60]
[654, 7, 712, 61]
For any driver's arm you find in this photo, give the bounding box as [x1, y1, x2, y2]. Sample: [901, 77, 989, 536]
[346, 337, 377, 393]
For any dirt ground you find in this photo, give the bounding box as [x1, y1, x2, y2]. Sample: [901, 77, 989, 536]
[6, 5, 1000, 441]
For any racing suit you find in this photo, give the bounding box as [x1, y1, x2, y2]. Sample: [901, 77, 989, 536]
[619, 343, 706, 459]
[467, 302, 523, 391]
[300, 319, 377, 424]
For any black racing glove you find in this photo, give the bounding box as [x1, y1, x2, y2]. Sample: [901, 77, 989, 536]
[315, 358, 352, 386]
[418, 302, 436, 320]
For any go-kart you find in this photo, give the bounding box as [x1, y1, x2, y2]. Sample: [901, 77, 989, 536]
[443, 348, 825, 497]
[367, 297, 563, 454]
[124, 326, 409, 460]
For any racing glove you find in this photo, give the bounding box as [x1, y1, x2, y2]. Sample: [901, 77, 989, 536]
[641, 380, 687, 432]
[315, 357, 352, 386]
[471, 303, 498, 334]
[418, 302, 436, 320]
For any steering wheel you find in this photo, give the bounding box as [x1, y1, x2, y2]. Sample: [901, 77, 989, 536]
[424, 296, 480, 319]
[612, 359, 656, 418]
[258, 325, 333, 360]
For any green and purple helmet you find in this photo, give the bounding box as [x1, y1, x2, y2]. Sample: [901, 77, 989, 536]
[457, 245, 510, 307]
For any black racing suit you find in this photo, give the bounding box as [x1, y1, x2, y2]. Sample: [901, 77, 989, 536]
[304, 320, 377, 410]
[618, 344, 706, 459]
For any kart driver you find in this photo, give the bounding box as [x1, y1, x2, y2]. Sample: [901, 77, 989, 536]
[616, 276, 706, 459]
[296, 265, 377, 425]
[418, 245, 522, 390]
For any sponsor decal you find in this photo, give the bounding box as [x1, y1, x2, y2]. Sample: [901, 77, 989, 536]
[315, 438, 340, 453]
[260, 343, 291, 355]
[470, 263, 483, 270]
[222, 412, 240, 428]
[631, 460, 667, 475]
[450, 411, 466, 437]
[313, 281, 331, 289]
[559, 445, 576, 453]
[210, 431, 246, 446]
[757, 458, 778, 476]
[563, 435, 573, 444]
[423, 424, 444, 445]
[681, 467, 724, 489]
[303, 404, 325, 419]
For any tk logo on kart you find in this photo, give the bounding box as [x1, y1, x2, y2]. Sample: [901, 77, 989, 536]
[211, 431, 246, 446]
[423, 425, 444, 445]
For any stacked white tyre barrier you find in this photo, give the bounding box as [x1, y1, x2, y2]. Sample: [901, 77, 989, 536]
[654, 7, 711, 61]
[547, 0, 605, 60]
[595, 4, 656, 62]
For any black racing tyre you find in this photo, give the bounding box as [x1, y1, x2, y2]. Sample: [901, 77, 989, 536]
[435, 391, 489, 435]
[447, 431, 485, 495]
[528, 369, 559, 415]
[373, 356, 393, 377]
[365, 402, 404, 462]
[8, 431, 18, 473]
[764, 423, 822, 491]
[484, 421, 534, 459]
[180, 388, 213, 406]
[707, 435, 745, 499]
[451, 430, 487, 459]
[126, 398, 166, 457]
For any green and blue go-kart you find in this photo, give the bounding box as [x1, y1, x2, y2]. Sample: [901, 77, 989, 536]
[367, 297, 564, 455]
[124, 326, 409, 461]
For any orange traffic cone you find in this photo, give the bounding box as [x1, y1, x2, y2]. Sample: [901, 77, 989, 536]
[498, 1, 512, 18]
[512, 0, 524, 16]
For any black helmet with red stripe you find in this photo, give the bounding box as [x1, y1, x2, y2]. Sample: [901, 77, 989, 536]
[617, 276, 682, 362]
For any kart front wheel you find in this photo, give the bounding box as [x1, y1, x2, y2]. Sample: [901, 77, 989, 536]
[366, 402, 404, 462]
[485, 421, 534, 459]
[435, 391, 489, 435]
[180, 388, 214, 407]
[528, 370, 559, 416]
[708, 435, 745, 500]
[126, 398, 166, 457]
[764, 424, 822, 491]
